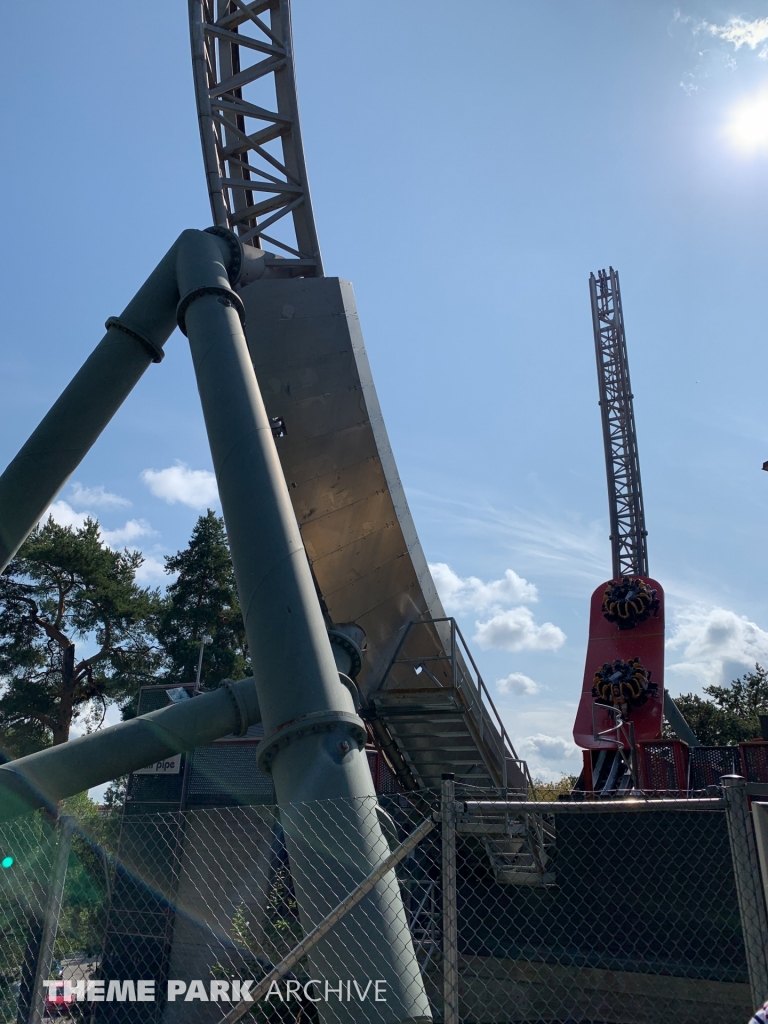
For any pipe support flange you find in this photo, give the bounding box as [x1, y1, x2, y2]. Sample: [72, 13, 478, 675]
[176, 285, 246, 337]
[338, 672, 362, 711]
[257, 710, 367, 775]
[217, 677, 252, 737]
[105, 316, 165, 363]
[204, 225, 243, 287]
[328, 628, 364, 679]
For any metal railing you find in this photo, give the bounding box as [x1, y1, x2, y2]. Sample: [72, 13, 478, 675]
[379, 617, 532, 794]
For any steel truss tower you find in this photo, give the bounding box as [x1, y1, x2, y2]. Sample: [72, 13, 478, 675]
[190, 0, 323, 276]
[589, 267, 648, 579]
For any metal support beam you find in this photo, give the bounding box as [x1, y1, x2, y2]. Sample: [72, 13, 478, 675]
[0, 226, 430, 1019]
[589, 268, 648, 579]
[721, 776, 768, 1007]
[441, 775, 459, 1024]
[663, 691, 701, 748]
[464, 798, 724, 814]
[0, 676, 260, 822]
[189, 0, 323, 276]
[0, 239, 185, 572]
[177, 229, 431, 1024]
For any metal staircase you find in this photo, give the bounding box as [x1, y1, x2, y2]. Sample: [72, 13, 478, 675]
[366, 618, 529, 795]
[458, 805, 556, 887]
[482, 822, 555, 886]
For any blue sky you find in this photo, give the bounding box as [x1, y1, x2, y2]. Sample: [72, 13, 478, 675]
[3, 2, 768, 781]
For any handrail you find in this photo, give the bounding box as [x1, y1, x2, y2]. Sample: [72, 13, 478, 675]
[379, 617, 535, 794]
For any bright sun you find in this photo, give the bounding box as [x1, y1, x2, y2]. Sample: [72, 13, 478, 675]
[725, 90, 768, 154]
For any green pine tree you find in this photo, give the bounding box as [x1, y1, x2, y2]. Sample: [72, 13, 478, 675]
[157, 510, 249, 688]
[0, 517, 161, 756]
[670, 664, 768, 745]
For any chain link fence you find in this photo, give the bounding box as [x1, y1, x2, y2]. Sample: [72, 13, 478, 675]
[0, 782, 766, 1024]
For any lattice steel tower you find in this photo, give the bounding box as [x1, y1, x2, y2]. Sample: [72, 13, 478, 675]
[190, 0, 323, 276]
[589, 267, 648, 579]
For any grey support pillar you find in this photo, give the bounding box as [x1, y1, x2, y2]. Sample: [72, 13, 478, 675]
[0, 240, 184, 572]
[441, 775, 459, 1024]
[177, 229, 431, 1024]
[721, 775, 768, 1008]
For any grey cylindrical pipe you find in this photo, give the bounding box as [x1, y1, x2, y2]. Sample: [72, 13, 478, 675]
[0, 227, 243, 574]
[0, 677, 260, 822]
[178, 229, 431, 1024]
[663, 690, 700, 748]
[0, 237, 187, 573]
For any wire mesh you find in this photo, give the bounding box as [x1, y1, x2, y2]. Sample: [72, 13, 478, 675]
[0, 809, 119, 1024]
[0, 790, 761, 1024]
[452, 794, 751, 1024]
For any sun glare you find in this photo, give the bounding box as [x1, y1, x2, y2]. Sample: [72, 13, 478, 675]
[725, 90, 768, 154]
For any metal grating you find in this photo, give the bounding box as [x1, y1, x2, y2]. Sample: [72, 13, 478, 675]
[690, 746, 742, 790]
[187, 744, 274, 805]
[366, 748, 399, 796]
[638, 741, 688, 792]
[740, 743, 768, 784]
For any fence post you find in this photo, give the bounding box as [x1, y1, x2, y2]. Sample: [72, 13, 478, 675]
[721, 775, 768, 1008]
[441, 773, 459, 1024]
[28, 815, 73, 1024]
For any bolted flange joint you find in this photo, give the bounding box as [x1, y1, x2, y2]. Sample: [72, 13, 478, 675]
[217, 677, 253, 737]
[105, 316, 165, 363]
[328, 625, 365, 679]
[203, 226, 243, 287]
[176, 285, 246, 337]
[257, 710, 366, 775]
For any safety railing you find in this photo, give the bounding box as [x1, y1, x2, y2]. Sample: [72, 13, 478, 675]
[379, 617, 532, 794]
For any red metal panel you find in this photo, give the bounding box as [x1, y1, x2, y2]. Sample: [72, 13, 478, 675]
[581, 750, 594, 794]
[366, 747, 399, 795]
[573, 578, 665, 750]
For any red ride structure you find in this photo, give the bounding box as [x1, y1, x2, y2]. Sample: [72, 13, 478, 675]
[574, 270, 696, 794]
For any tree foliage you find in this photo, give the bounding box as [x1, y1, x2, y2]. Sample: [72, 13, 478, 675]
[671, 664, 768, 745]
[0, 517, 160, 756]
[156, 510, 248, 689]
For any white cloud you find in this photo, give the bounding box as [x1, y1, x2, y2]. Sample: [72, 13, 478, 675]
[499, 671, 540, 696]
[702, 16, 768, 51]
[497, 672, 539, 696]
[134, 553, 168, 583]
[414, 492, 608, 596]
[46, 500, 89, 530]
[429, 562, 537, 613]
[427, 558, 565, 654]
[141, 462, 218, 509]
[666, 605, 768, 691]
[520, 733, 579, 762]
[101, 519, 155, 549]
[474, 607, 566, 653]
[69, 482, 130, 509]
